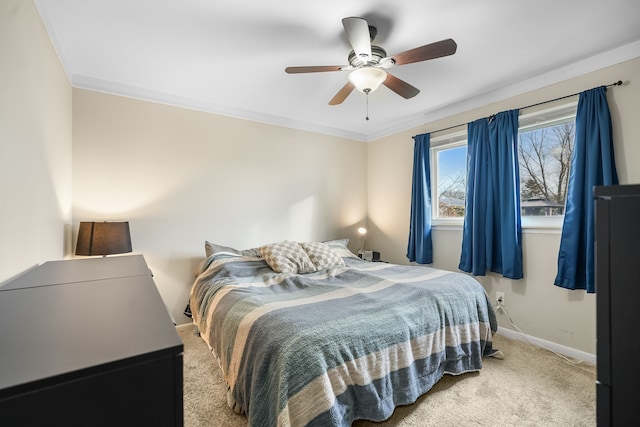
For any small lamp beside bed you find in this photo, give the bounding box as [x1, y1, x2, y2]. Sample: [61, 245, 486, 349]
[357, 226, 367, 257]
[356, 226, 380, 261]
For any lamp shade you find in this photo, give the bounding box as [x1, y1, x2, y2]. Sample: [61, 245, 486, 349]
[75, 221, 132, 256]
[348, 67, 387, 93]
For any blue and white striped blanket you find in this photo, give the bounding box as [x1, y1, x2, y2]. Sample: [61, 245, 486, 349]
[190, 252, 497, 427]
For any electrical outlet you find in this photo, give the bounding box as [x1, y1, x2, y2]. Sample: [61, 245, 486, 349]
[496, 291, 505, 306]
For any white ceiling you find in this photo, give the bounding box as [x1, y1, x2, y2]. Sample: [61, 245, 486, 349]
[35, 0, 640, 141]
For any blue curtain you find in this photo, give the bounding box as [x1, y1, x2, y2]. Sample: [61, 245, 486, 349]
[554, 86, 618, 293]
[459, 110, 523, 279]
[407, 133, 433, 264]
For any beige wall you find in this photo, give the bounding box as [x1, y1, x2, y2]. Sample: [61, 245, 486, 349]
[72, 89, 368, 322]
[366, 57, 640, 354]
[0, 0, 72, 282]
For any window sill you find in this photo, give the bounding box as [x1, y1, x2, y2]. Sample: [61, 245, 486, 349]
[432, 217, 564, 234]
[432, 218, 464, 228]
[521, 217, 564, 234]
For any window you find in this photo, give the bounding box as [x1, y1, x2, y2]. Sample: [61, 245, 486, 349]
[431, 99, 577, 226]
[431, 130, 467, 220]
[518, 101, 577, 218]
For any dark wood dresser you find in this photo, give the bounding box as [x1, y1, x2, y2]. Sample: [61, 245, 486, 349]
[0, 255, 183, 426]
[595, 184, 640, 426]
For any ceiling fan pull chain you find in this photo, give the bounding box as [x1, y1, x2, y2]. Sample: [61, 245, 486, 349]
[365, 88, 370, 121]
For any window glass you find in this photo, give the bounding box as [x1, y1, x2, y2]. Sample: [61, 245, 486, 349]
[517, 100, 577, 218]
[434, 144, 466, 218]
[518, 120, 575, 216]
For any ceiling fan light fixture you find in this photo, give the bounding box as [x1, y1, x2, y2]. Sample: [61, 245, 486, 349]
[348, 67, 387, 93]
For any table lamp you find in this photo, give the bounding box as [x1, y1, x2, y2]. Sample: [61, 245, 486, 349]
[75, 221, 132, 256]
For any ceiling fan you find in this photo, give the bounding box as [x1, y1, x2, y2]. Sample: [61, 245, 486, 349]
[285, 17, 457, 106]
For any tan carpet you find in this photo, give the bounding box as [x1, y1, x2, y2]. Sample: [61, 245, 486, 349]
[177, 324, 596, 426]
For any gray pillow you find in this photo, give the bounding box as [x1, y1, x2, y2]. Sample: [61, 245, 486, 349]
[204, 241, 261, 258]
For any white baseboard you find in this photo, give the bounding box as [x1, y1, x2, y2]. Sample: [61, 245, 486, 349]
[496, 326, 596, 365]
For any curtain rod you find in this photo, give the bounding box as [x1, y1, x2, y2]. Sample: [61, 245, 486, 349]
[416, 80, 624, 138]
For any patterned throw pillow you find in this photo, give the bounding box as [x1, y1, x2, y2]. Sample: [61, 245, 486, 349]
[259, 241, 316, 274]
[301, 241, 346, 270]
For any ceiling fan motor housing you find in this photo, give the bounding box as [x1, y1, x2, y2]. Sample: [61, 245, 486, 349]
[348, 45, 388, 67]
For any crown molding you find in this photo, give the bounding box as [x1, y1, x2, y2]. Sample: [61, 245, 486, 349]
[71, 74, 369, 142]
[72, 37, 640, 143]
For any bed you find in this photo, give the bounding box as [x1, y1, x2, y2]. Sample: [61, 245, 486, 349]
[189, 239, 497, 427]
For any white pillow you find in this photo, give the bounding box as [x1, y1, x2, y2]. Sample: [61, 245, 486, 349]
[258, 241, 316, 274]
[324, 239, 358, 258]
[323, 238, 350, 248]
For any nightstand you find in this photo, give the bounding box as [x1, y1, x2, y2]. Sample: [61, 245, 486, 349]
[0, 255, 183, 427]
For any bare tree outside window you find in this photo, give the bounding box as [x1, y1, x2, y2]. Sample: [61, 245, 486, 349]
[438, 173, 466, 216]
[518, 121, 574, 216]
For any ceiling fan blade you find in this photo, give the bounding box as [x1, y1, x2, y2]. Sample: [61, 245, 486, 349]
[390, 38, 457, 66]
[383, 73, 420, 99]
[285, 66, 343, 74]
[342, 17, 372, 60]
[329, 82, 355, 105]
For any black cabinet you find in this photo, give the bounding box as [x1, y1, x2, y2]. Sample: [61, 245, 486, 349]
[595, 184, 640, 426]
[0, 255, 183, 427]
